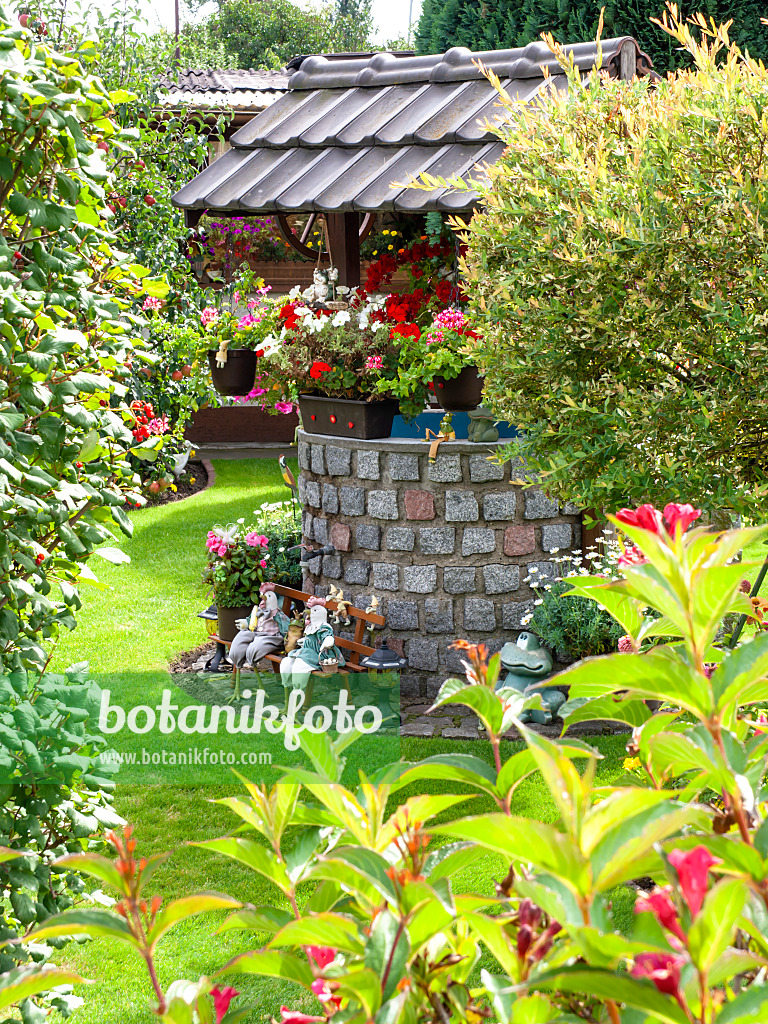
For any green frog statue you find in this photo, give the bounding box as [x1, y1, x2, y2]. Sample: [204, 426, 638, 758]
[496, 632, 565, 725]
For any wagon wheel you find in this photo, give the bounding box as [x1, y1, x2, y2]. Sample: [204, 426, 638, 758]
[277, 211, 376, 261]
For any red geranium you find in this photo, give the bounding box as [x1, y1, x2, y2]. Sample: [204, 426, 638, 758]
[279, 303, 300, 330]
[309, 361, 332, 379]
[390, 323, 421, 342]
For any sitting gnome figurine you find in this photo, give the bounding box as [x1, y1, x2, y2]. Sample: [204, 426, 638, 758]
[229, 583, 289, 701]
[280, 596, 345, 703]
[496, 632, 565, 725]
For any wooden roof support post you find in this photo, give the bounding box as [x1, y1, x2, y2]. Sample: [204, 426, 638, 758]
[618, 39, 637, 80]
[326, 212, 361, 288]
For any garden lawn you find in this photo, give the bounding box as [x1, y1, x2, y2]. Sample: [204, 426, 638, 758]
[49, 458, 628, 1023]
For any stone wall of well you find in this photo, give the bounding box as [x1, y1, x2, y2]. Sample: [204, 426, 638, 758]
[296, 430, 582, 700]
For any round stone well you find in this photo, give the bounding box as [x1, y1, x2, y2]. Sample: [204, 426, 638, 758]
[296, 430, 582, 702]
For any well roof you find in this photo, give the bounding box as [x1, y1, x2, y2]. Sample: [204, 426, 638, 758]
[172, 39, 652, 216]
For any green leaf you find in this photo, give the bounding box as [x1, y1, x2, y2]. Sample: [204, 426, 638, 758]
[0, 964, 85, 1013]
[217, 905, 293, 936]
[147, 892, 242, 947]
[715, 984, 768, 1023]
[531, 966, 689, 1024]
[687, 878, 746, 972]
[430, 676, 502, 734]
[53, 852, 125, 893]
[93, 545, 130, 565]
[336, 966, 383, 1017]
[27, 907, 138, 946]
[560, 695, 651, 730]
[365, 908, 410, 1001]
[270, 913, 364, 955]
[215, 949, 313, 989]
[194, 838, 291, 895]
[379, 753, 498, 797]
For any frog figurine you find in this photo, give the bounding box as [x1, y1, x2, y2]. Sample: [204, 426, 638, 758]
[496, 632, 565, 724]
[467, 407, 499, 443]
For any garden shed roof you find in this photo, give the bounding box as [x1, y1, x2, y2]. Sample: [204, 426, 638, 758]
[172, 38, 652, 218]
[156, 68, 290, 113]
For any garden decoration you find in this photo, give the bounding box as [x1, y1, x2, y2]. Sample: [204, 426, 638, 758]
[425, 411, 455, 460]
[497, 632, 563, 725]
[467, 407, 499, 442]
[202, 523, 270, 642]
[229, 584, 290, 701]
[327, 585, 351, 626]
[279, 597, 346, 700]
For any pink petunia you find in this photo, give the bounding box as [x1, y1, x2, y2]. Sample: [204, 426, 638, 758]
[274, 401, 294, 414]
[201, 306, 218, 326]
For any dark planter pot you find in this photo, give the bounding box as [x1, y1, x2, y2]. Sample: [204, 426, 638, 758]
[433, 365, 484, 412]
[299, 394, 398, 440]
[185, 404, 298, 445]
[216, 604, 252, 644]
[208, 349, 257, 397]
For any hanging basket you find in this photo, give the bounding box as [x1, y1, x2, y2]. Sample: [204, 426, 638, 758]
[433, 365, 484, 412]
[208, 349, 257, 397]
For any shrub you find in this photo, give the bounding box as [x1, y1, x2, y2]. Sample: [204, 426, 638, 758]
[32, 502, 768, 1024]
[0, 663, 121, 1017]
[446, 9, 768, 520]
[529, 578, 625, 658]
[0, 7, 153, 671]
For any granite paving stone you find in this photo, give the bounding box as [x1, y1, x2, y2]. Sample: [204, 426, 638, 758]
[443, 566, 477, 594]
[504, 524, 536, 556]
[407, 639, 439, 672]
[322, 554, 342, 579]
[404, 489, 435, 520]
[386, 526, 415, 551]
[304, 480, 320, 508]
[387, 600, 420, 630]
[427, 454, 462, 483]
[483, 563, 521, 594]
[445, 490, 479, 522]
[372, 562, 400, 591]
[420, 527, 455, 555]
[524, 489, 560, 519]
[483, 491, 517, 521]
[463, 597, 496, 631]
[298, 440, 311, 471]
[356, 524, 382, 550]
[321, 483, 339, 514]
[502, 599, 535, 630]
[356, 450, 380, 480]
[403, 564, 438, 593]
[541, 523, 573, 551]
[424, 598, 454, 633]
[330, 522, 351, 551]
[388, 453, 420, 481]
[344, 559, 371, 585]
[368, 490, 399, 520]
[469, 454, 505, 482]
[339, 486, 366, 516]
[312, 517, 329, 545]
[462, 527, 496, 556]
[310, 444, 325, 475]
[325, 445, 352, 476]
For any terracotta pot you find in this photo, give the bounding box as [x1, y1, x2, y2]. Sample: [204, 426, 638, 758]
[433, 365, 484, 412]
[208, 349, 257, 397]
[299, 394, 398, 440]
[216, 604, 253, 644]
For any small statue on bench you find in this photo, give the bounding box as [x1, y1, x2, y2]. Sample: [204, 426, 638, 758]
[280, 596, 346, 703]
[229, 583, 290, 701]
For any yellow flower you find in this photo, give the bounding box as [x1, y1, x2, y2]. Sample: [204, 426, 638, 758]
[387, 244, 393, 250]
[382, 229, 389, 235]
[372, 250, 377, 255]
[190, 450, 196, 456]
[623, 756, 641, 772]
[391, 231, 398, 236]
[171, 484, 177, 492]
[190, 477, 196, 484]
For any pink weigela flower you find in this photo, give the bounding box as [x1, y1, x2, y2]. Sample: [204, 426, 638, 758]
[668, 846, 722, 917]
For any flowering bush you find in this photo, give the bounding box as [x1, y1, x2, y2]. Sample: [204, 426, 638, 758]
[201, 520, 271, 608]
[380, 307, 481, 420]
[252, 292, 404, 407]
[205, 214, 304, 266]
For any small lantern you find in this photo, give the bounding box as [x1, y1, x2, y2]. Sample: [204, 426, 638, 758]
[360, 639, 407, 673]
[197, 604, 218, 637]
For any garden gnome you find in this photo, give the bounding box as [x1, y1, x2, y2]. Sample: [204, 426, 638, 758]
[279, 596, 345, 704]
[497, 632, 564, 724]
[229, 583, 289, 701]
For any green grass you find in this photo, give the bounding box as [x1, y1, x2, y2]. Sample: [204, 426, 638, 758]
[46, 458, 627, 1023]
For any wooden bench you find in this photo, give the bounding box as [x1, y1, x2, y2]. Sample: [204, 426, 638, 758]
[211, 584, 386, 698]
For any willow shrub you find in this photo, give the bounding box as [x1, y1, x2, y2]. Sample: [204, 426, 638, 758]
[426, 7, 768, 519]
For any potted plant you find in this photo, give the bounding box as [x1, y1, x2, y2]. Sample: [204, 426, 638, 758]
[201, 522, 271, 642]
[380, 308, 483, 418]
[254, 291, 403, 439]
[202, 275, 282, 397]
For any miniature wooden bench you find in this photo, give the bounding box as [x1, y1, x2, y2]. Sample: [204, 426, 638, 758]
[264, 584, 385, 682]
[209, 584, 385, 695]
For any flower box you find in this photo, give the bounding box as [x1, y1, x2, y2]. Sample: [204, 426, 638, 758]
[184, 404, 298, 446]
[299, 395, 399, 440]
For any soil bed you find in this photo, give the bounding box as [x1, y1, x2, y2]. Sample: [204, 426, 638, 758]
[133, 460, 209, 509]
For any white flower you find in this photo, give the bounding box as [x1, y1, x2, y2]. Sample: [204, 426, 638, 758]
[371, 321, 386, 333]
[237, 517, 245, 524]
[288, 285, 301, 300]
[336, 285, 350, 296]
[530, 566, 538, 574]
[533, 599, 543, 606]
[331, 310, 351, 327]
[550, 547, 560, 554]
